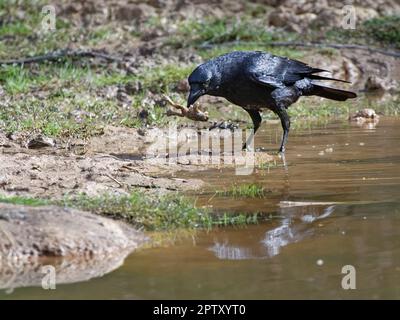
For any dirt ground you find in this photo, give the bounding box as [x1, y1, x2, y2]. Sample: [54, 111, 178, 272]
[0, 127, 200, 199]
[1, 124, 279, 199]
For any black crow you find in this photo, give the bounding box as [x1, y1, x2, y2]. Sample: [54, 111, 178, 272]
[187, 51, 357, 152]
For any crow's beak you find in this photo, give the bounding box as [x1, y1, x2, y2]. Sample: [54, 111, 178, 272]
[187, 88, 204, 108]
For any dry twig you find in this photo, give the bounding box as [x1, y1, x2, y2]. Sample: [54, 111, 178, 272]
[0, 49, 123, 65]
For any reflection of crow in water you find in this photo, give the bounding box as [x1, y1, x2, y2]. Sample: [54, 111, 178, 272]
[209, 205, 335, 260]
[187, 51, 357, 152]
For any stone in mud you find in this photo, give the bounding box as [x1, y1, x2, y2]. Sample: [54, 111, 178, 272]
[0, 131, 13, 148]
[364, 76, 397, 93]
[349, 109, 380, 129]
[0, 204, 143, 291]
[349, 108, 379, 120]
[25, 135, 56, 149]
[0, 203, 147, 260]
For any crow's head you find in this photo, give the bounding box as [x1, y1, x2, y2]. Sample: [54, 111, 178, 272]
[187, 63, 219, 107]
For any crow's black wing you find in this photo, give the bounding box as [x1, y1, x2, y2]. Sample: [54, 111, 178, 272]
[247, 54, 347, 88]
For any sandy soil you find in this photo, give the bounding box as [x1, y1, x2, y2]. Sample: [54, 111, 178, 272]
[0, 127, 201, 199]
[1, 125, 277, 199]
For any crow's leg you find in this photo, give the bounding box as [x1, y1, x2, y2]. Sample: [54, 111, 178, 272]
[275, 107, 291, 153]
[271, 86, 298, 153]
[242, 109, 262, 150]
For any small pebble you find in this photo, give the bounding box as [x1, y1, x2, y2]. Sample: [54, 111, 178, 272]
[318, 151, 325, 156]
[359, 142, 365, 146]
[325, 147, 333, 153]
[316, 259, 324, 266]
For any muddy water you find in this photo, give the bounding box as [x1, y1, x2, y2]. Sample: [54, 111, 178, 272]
[2, 117, 400, 299]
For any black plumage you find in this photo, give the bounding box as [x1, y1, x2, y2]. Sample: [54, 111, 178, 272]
[187, 51, 357, 152]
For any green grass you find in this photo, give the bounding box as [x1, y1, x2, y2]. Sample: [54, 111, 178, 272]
[0, 0, 72, 59]
[0, 96, 105, 138]
[325, 15, 400, 49]
[0, 65, 31, 93]
[62, 192, 260, 230]
[0, 62, 91, 94]
[0, 21, 32, 37]
[217, 183, 268, 198]
[87, 27, 114, 45]
[0, 192, 260, 231]
[181, 17, 274, 46]
[93, 64, 194, 93]
[197, 43, 305, 61]
[0, 195, 49, 206]
[169, 16, 296, 48]
[170, 17, 303, 62]
[0, 60, 196, 137]
[167, 15, 305, 66]
[362, 16, 400, 48]
[0, 60, 193, 95]
[0, 93, 171, 138]
[258, 159, 282, 170]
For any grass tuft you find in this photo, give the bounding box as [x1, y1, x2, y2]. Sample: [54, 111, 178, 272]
[0, 195, 49, 206]
[217, 183, 268, 198]
[0, 192, 260, 231]
[325, 15, 400, 49]
[169, 17, 282, 48]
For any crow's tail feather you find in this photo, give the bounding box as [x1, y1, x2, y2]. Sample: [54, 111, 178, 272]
[309, 74, 351, 83]
[309, 85, 357, 101]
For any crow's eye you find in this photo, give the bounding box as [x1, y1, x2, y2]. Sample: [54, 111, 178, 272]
[203, 80, 210, 88]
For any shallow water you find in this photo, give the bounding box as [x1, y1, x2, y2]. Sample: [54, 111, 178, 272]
[2, 117, 400, 299]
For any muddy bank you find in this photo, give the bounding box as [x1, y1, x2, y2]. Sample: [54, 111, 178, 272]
[0, 203, 147, 259]
[0, 203, 147, 290]
[0, 127, 207, 199]
[1, 125, 276, 199]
